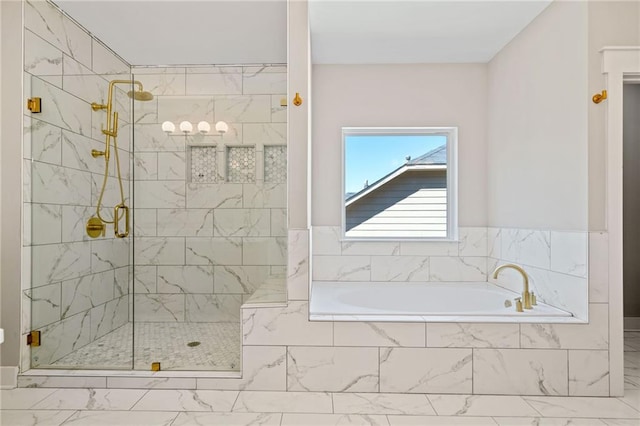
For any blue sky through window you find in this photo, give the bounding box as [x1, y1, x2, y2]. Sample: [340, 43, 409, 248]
[345, 134, 447, 194]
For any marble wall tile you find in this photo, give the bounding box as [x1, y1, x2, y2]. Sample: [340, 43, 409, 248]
[61, 130, 101, 173]
[487, 227, 502, 258]
[287, 230, 309, 301]
[215, 95, 271, 123]
[17, 375, 107, 388]
[28, 119, 62, 165]
[370, 256, 429, 282]
[244, 66, 287, 74]
[332, 393, 434, 416]
[379, 348, 472, 393]
[520, 303, 608, 349]
[61, 205, 92, 242]
[214, 265, 270, 294]
[400, 241, 459, 256]
[214, 209, 271, 237]
[136, 73, 186, 96]
[232, 390, 333, 414]
[427, 323, 520, 348]
[63, 71, 108, 105]
[31, 310, 91, 366]
[157, 152, 186, 180]
[133, 66, 186, 75]
[134, 237, 186, 265]
[568, 350, 609, 396]
[334, 322, 426, 347]
[32, 161, 92, 206]
[281, 414, 386, 425]
[458, 227, 488, 257]
[186, 294, 242, 322]
[133, 265, 157, 293]
[107, 376, 195, 389]
[157, 96, 214, 124]
[186, 73, 242, 95]
[287, 346, 379, 392]
[24, 29, 63, 76]
[271, 209, 287, 237]
[589, 231, 608, 303]
[312, 255, 371, 281]
[134, 152, 159, 180]
[428, 395, 540, 417]
[134, 123, 185, 152]
[61, 270, 114, 318]
[312, 226, 342, 255]
[550, 231, 588, 277]
[90, 296, 128, 340]
[31, 77, 92, 136]
[92, 40, 129, 75]
[243, 72, 287, 95]
[243, 183, 286, 208]
[270, 95, 287, 123]
[135, 181, 185, 208]
[187, 184, 243, 209]
[526, 267, 588, 320]
[186, 237, 242, 265]
[243, 123, 287, 145]
[342, 241, 400, 256]
[133, 96, 158, 124]
[90, 174, 129, 209]
[25, 0, 92, 68]
[429, 256, 486, 281]
[114, 266, 129, 297]
[157, 265, 214, 294]
[133, 208, 157, 237]
[30, 203, 62, 245]
[134, 294, 185, 322]
[501, 228, 551, 269]
[31, 241, 91, 287]
[25, 283, 61, 329]
[197, 346, 286, 391]
[242, 301, 333, 346]
[156, 209, 213, 237]
[243, 237, 287, 266]
[91, 239, 129, 273]
[473, 349, 568, 395]
[522, 395, 640, 418]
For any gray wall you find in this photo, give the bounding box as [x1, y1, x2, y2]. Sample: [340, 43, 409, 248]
[624, 84, 640, 318]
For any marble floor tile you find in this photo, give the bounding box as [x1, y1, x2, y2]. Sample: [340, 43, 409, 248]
[493, 418, 605, 425]
[599, 420, 640, 426]
[332, 393, 435, 415]
[428, 395, 540, 417]
[232, 391, 333, 413]
[0, 388, 57, 409]
[131, 389, 238, 412]
[387, 415, 498, 425]
[523, 396, 640, 419]
[0, 410, 75, 426]
[171, 412, 282, 425]
[618, 389, 640, 411]
[59, 410, 179, 426]
[31, 388, 148, 410]
[281, 413, 390, 426]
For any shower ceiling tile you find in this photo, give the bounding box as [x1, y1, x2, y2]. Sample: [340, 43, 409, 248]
[61, 270, 114, 318]
[133, 208, 157, 237]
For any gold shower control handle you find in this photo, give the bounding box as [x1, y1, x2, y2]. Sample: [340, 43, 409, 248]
[114, 204, 129, 238]
[86, 217, 106, 238]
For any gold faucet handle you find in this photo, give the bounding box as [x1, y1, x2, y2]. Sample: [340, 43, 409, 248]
[514, 297, 523, 313]
[531, 292, 537, 306]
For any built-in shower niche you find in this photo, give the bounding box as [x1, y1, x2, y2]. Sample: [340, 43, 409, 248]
[188, 145, 219, 183]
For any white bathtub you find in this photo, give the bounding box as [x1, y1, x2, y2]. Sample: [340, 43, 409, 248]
[310, 281, 582, 323]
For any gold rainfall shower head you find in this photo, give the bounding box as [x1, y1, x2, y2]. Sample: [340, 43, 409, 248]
[127, 89, 154, 101]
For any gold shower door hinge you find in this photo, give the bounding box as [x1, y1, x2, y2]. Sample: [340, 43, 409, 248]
[27, 330, 41, 346]
[151, 362, 161, 371]
[27, 97, 41, 113]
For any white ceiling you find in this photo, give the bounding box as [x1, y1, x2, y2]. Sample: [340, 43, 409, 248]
[54, 0, 288, 66]
[54, 0, 552, 66]
[309, 0, 553, 64]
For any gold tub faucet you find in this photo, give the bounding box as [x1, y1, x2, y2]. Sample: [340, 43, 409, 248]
[492, 263, 536, 310]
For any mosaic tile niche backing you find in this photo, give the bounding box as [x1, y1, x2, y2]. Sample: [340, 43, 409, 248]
[190, 146, 218, 183]
[227, 146, 256, 183]
[265, 145, 287, 183]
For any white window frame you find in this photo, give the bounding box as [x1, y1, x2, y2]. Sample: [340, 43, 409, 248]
[341, 127, 458, 241]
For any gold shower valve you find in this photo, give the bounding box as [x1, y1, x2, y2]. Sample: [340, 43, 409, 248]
[86, 217, 106, 238]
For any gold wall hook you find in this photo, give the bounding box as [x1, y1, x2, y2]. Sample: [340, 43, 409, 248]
[27, 97, 41, 113]
[293, 92, 303, 106]
[593, 90, 607, 104]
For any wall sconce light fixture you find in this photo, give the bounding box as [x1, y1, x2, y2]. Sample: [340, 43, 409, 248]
[162, 120, 229, 136]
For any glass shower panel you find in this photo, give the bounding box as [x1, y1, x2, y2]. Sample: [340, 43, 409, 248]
[25, 67, 134, 369]
[130, 65, 288, 371]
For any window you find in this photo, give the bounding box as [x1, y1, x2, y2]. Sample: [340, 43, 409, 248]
[342, 127, 458, 240]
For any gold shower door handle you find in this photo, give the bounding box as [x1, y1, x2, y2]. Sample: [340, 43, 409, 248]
[114, 204, 129, 238]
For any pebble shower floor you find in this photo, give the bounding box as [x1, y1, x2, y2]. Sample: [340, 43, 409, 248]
[48, 322, 240, 371]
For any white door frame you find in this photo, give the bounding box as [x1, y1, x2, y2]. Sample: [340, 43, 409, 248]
[603, 47, 640, 396]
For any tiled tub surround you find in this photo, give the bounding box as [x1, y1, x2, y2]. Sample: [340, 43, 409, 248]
[130, 65, 287, 337]
[312, 226, 588, 320]
[22, 0, 133, 368]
